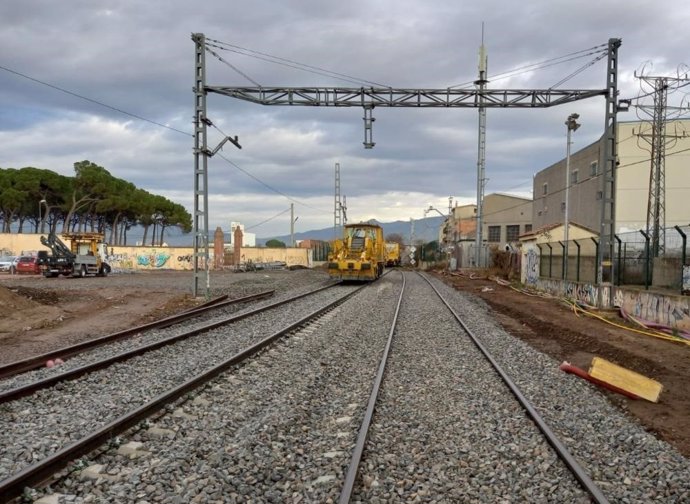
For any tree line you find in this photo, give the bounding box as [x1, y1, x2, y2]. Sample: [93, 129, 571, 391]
[0, 160, 192, 246]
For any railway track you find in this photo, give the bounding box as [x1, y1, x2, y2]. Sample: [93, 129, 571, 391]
[341, 271, 606, 502]
[0, 290, 274, 381]
[0, 281, 363, 501]
[2, 271, 687, 502]
[0, 283, 345, 400]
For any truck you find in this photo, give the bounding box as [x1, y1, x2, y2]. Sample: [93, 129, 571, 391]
[38, 232, 111, 278]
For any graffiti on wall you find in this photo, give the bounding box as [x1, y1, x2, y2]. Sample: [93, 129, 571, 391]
[525, 249, 539, 285]
[614, 288, 690, 330]
[683, 265, 690, 295]
[564, 282, 599, 306]
[106, 252, 134, 270]
[137, 250, 171, 268]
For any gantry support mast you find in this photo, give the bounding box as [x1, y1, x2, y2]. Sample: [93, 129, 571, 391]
[194, 35, 622, 307]
[597, 38, 622, 307]
[192, 33, 209, 298]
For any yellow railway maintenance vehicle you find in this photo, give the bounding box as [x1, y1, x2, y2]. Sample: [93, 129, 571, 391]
[328, 222, 386, 281]
[385, 242, 401, 267]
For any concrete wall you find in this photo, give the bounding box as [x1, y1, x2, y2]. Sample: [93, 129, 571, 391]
[0, 233, 310, 271]
[482, 193, 533, 244]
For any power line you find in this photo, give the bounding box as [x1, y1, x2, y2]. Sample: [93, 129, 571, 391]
[0, 64, 192, 137]
[1, 62, 329, 217]
[245, 207, 291, 231]
[449, 44, 608, 89]
[206, 38, 389, 88]
[216, 152, 329, 214]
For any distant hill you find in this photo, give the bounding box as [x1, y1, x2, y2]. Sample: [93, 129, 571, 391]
[257, 216, 445, 246]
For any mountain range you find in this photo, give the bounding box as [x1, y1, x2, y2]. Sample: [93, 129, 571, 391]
[257, 216, 445, 246]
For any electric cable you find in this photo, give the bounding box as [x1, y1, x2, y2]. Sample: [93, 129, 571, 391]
[206, 38, 389, 88]
[0, 64, 191, 137]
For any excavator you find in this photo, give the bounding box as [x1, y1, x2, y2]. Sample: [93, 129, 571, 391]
[38, 232, 111, 278]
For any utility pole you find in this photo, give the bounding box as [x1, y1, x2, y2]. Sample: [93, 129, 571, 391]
[290, 203, 295, 247]
[564, 113, 580, 280]
[474, 28, 488, 268]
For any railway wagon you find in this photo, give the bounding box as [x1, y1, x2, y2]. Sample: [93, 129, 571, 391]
[385, 241, 401, 267]
[328, 222, 386, 281]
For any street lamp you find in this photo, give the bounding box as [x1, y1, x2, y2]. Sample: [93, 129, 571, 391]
[564, 113, 580, 280]
[38, 199, 47, 233]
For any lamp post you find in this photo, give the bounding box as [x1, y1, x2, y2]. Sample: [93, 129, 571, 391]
[38, 199, 47, 233]
[425, 204, 450, 262]
[564, 113, 580, 280]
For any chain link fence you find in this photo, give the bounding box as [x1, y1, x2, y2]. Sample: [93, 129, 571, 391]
[538, 225, 689, 293]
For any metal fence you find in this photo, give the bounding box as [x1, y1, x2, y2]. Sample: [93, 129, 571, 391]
[538, 225, 689, 293]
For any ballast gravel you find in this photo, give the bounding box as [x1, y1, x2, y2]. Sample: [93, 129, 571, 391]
[4, 269, 689, 503]
[424, 273, 690, 503]
[0, 278, 357, 480]
[49, 273, 403, 503]
[0, 274, 337, 393]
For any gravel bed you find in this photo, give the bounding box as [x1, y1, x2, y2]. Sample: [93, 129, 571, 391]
[352, 271, 586, 502]
[6, 269, 688, 503]
[0, 281, 357, 480]
[425, 272, 690, 503]
[42, 272, 404, 503]
[0, 273, 337, 393]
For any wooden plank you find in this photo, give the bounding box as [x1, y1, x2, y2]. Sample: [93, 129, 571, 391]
[588, 357, 663, 403]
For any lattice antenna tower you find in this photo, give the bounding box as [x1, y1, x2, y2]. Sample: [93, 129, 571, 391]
[474, 24, 489, 267]
[334, 162, 342, 239]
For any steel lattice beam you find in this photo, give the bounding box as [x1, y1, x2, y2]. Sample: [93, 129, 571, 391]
[206, 86, 606, 108]
[197, 35, 622, 308]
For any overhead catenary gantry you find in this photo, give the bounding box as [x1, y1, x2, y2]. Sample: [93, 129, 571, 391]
[192, 33, 622, 308]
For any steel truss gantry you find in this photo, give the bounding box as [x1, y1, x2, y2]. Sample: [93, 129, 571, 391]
[192, 34, 621, 307]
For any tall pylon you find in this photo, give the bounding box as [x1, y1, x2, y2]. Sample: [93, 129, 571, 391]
[474, 26, 488, 267]
[334, 162, 342, 239]
[635, 70, 690, 257]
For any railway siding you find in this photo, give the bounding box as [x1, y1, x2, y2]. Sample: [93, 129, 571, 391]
[41, 274, 403, 502]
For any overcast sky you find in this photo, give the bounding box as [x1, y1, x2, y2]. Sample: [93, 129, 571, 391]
[1, 0, 688, 239]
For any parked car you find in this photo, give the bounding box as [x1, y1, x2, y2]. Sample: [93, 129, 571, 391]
[15, 256, 40, 274]
[0, 256, 18, 274]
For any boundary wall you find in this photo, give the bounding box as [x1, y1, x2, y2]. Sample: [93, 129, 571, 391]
[0, 233, 309, 271]
[522, 246, 690, 332]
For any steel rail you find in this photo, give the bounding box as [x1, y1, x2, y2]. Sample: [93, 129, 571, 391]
[0, 291, 275, 380]
[339, 271, 405, 503]
[419, 272, 609, 504]
[0, 282, 366, 503]
[0, 284, 336, 404]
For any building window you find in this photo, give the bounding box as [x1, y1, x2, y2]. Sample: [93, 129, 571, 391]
[590, 161, 598, 176]
[506, 225, 520, 242]
[488, 226, 501, 242]
[524, 224, 532, 233]
[571, 169, 578, 184]
[542, 183, 548, 195]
